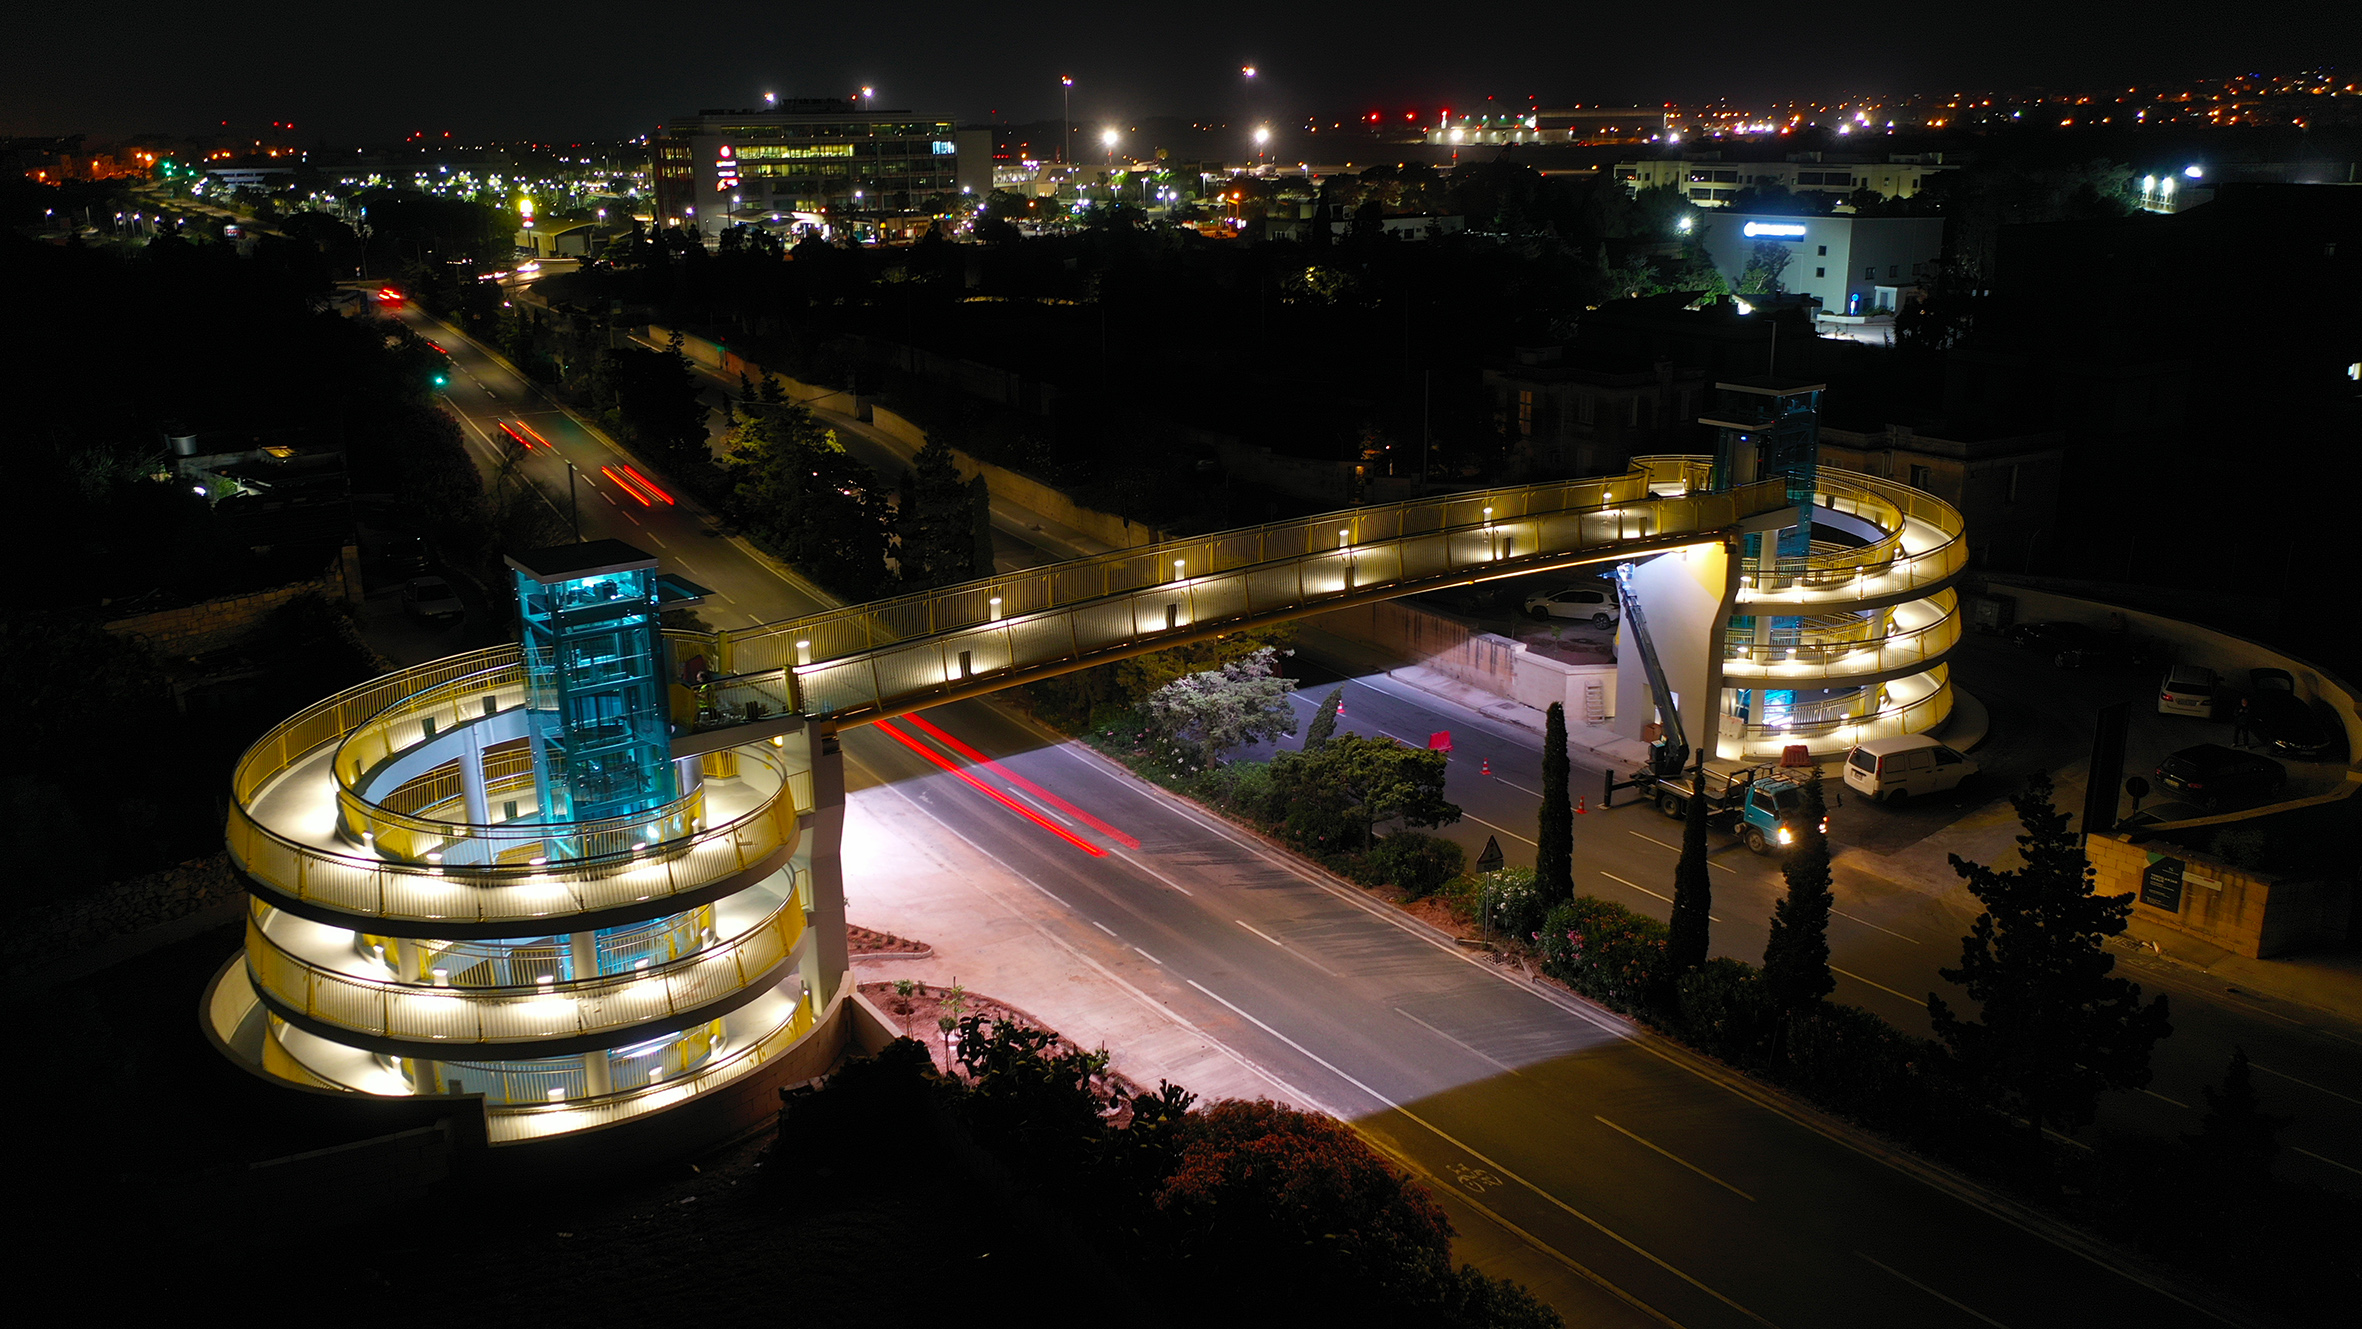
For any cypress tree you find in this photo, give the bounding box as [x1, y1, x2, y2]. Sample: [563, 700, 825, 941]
[1667, 761, 1713, 976]
[2184, 1047, 2291, 1183]
[1305, 687, 1343, 749]
[1536, 703, 1574, 899]
[1762, 767, 1835, 1020]
[968, 475, 995, 575]
[1930, 772, 2173, 1145]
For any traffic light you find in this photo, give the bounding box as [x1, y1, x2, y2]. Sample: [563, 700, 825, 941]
[432, 372, 450, 389]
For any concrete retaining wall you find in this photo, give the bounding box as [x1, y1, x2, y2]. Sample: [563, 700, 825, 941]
[1308, 599, 1505, 688]
[869, 406, 1162, 550]
[1981, 578, 2361, 769]
[647, 325, 861, 416]
[2088, 834, 2350, 959]
[102, 555, 358, 658]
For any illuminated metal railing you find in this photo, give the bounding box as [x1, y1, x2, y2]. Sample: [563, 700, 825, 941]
[485, 997, 820, 1143]
[1735, 471, 1969, 603]
[721, 458, 1714, 676]
[327, 657, 709, 863]
[777, 470, 1798, 723]
[246, 890, 808, 1045]
[1735, 666, 1955, 752]
[228, 746, 811, 925]
[1723, 589, 1962, 682]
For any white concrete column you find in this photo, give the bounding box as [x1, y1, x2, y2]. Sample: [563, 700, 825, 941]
[805, 722, 850, 1004]
[582, 1048, 612, 1096]
[568, 931, 598, 982]
[458, 737, 493, 826]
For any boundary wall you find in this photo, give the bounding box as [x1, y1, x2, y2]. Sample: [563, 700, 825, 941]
[645, 325, 1157, 550]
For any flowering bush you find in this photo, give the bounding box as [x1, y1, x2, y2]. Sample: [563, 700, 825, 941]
[1537, 897, 1671, 1011]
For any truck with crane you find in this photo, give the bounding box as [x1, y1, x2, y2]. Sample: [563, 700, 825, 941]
[1600, 561, 1827, 854]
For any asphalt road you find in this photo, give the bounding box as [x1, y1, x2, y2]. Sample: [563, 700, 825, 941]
[398, 304, 2351, 1322]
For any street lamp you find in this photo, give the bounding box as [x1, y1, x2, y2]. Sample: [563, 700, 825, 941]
[1253, 125, 1271, 169]
[1102, 127, 1118, 169]
[1060, 76, 1074, 165]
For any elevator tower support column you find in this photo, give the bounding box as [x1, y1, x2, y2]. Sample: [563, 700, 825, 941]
[1701, 377, 1825, 563]
[506, 541, 679, 848]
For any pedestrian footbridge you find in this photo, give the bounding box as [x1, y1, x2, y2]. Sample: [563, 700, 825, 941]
[204, 454, 1963, 1149]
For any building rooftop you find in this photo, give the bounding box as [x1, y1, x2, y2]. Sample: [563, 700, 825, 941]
[507, 540, 657, 583]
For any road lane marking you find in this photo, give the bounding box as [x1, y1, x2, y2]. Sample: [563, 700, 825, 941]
[1395, 1008, 1518, 1075]
[1463, 813, 1537, 846]
[2295, 1147, 2362, 1177]
[1628, 831, 1738, 872]
[2250, 1062, 2362, 1107]
[1110, 848, 1193, 896]
[1594, 1117, 1755, 1201]
[1830, 908, 1921, 944]
[1832, 966, 1927, 1009]
[1599, 872, 1721, 922]
[1186, 978, 1778, 1328]
[2140, 1088, 2192, 1110]
[1236, 919, 1339, 976]
[1497, 780, 1542, 796]
[1050, 717, 2231, 1321]
[1092, 920, 1118, 938]
[1857, 1252, 2011, 1328]
[1133, 946, 1163, 965]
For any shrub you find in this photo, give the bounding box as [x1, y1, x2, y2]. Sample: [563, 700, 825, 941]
[1473, 867, 1553, 944]
[1153, 1099, 1456, 1314]
[1364, 831, 1467, 898]
[1537, 897, 1671, 1012]
[1675, 957, 1767, 1062]
[1187, 760, 1279, 821]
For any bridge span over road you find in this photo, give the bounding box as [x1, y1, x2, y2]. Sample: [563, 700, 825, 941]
[224, 424, 2234, 1326]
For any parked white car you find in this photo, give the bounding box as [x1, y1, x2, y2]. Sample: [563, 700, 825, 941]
[1522, 585, 1619, 627]
[1844, 733, 1977, 804]
[2157, 665, 2221, 718]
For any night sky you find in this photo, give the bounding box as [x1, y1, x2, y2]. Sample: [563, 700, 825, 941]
[6, 0, 2349, 141]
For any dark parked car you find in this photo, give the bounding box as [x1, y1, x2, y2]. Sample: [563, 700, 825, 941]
[2153, 744, 2286, 809]
[2244, 669, 2337, 760]
[2054, 637, 2157, 670]
[2006, 620, 2109, 653]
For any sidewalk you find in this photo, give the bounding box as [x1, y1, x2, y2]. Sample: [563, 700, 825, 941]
[838, 759, 1312, 1112]
[2121, 911, 2362, 1034]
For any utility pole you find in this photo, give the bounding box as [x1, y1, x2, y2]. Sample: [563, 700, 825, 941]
[566, 460, 581, 541]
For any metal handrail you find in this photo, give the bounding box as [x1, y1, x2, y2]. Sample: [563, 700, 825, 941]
[1724, 590, 1962, 673]
[227, 746, 812, 925]
[245, 888, 808, 1044]
[486, 998, 820, 1141]
[719, 459, 1699, 674]
[1738, 665, 1954, 741]
[326, 656, 711, 863]
[783, 478, 1795, 722]
[1738, 471, 1968, 598]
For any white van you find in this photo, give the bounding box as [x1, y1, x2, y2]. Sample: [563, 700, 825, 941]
[1844, 734, 1977, 804]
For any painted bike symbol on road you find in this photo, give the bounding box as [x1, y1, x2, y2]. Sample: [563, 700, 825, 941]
[1449, 1163, 1505, 1194]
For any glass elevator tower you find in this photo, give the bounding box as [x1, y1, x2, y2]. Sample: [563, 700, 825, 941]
[507, 541, 677, 850]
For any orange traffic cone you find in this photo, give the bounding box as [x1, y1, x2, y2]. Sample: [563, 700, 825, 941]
[1481, 757, 1491, 775]
[1577, 797, 1588, 815]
